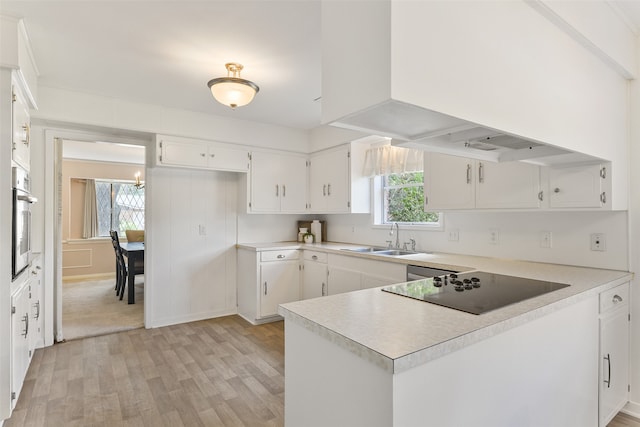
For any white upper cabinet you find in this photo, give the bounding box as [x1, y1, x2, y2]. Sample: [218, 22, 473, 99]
[11, 80, 31, 170]
[156, 135, 250, 173]
[424, 152, 541, 210]
[548, 163, 609, 209]
[308, 143, 370, 214]
[250, 151, 307, 213]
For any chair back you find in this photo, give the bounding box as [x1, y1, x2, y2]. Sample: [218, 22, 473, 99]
[125, 229, 145, 242]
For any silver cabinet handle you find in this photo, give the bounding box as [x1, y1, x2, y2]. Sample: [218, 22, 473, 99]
[200, 153, 206, 157]
[600, 192, 606, 204]
[323, 184, 326, 196]
[22, 124, 30, 145]
[538, 191, 544, 201]
[283, 185, 286, 197]
[22, 314, 29, 338]
[327, 184, 331, 196]
[34, 301, 40, 320]
[466, 164, 471, 184]
[322, 282, 326, 296]
[275, 185, 279, 197]
[210, 153, 216, 158]
[613, 294, 623, 304]
[311, 255, 318, 260]
[478, 162, 484, 183]
[604, 353, 611, 388]
[277, 254, 285, 259]
[264, 282, 268, 295]
[554, 188, 560, 193]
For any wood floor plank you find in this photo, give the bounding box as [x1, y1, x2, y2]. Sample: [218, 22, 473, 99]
[6, 314, 637, 427]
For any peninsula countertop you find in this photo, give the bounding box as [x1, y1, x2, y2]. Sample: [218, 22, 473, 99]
[238, 241, 634, 374]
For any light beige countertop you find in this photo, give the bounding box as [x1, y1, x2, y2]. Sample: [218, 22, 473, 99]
[239, 241, 633, 374]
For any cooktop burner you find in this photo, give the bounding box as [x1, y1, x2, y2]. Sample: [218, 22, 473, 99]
[381, 271, 570, 315]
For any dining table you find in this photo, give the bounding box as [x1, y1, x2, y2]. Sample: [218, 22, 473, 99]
[119, 242, 144, 304]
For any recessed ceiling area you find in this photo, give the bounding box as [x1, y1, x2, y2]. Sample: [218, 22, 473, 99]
[63, 140, 145, 165]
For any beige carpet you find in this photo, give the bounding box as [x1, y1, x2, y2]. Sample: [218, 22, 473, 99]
[62, 275, 144, 341]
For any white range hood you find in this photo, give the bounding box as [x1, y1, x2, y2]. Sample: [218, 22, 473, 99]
[330, 99, 601, 165]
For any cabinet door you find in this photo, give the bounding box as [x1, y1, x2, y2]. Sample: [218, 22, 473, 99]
[600, 308, 629, 426]
[251, 151, 283, 212]
[11, 282, 31, 408]
[475, 161, 541, 209]
[12, 84, 30, 170]
[309, 148, 350, 213]
[549, 164, 604, 208]
[328, 265, 361, 295]
[159, 139, 208, 168]
[260, 261, 300, 317]
[424, 152, 475, 210]
[30, 260, 43, 350]
[207, 145, 249, 172]
[302, 261, 328, 299]
[280, 155, 308, 213]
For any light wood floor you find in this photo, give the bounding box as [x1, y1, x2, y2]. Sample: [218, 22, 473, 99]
[4, 313, 638, 426]
[5, 315, 284, 426]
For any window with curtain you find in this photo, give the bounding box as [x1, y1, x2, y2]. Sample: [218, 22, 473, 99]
[364, 144, 440, 226]
[95, 180, 145, 237]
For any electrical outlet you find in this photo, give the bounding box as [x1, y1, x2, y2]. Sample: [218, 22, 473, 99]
[540, 231, 552, 248]
[448, 229, 459, 242]
[591, 233, 606, 251]
[489, 228, 500, 245]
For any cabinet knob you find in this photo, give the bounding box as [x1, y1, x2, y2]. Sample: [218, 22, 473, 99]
[277, 254, 285, 259]
[554, 188, 560, 193]
[311, 255, 318, 261]
[612, 294, 623, 304]
[210, 154, 215, 158]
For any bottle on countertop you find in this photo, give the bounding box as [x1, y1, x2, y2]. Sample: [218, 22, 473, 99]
[298, 228, 308, 242]
[311, 220, 322, 243]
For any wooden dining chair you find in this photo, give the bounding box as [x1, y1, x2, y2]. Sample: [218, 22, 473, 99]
[109, 231, 127, 296]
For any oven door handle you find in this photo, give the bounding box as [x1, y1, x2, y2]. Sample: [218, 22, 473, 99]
[17, 195, 38, 204]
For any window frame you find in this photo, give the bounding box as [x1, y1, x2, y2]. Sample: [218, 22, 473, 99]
[371, 174, 444, 231]
[95, 179, 145, 238]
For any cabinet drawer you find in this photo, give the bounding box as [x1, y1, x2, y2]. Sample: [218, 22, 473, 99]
[261, 250, 299, 262]
[600, 283, 629, 313]
[304, 251, 327, 263]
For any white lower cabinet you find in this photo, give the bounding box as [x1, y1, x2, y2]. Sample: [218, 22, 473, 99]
[11, 277, 33, 409]
[237, 248, 301, 324]
[327, 254, 406, 295]
[302, 251, 328, 299]
[599, 283, 629, 427]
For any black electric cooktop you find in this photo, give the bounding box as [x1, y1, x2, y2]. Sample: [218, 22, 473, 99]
[381, 271, 570, 315]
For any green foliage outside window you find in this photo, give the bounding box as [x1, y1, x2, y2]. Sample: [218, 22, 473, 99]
[384, 172, 439, 224]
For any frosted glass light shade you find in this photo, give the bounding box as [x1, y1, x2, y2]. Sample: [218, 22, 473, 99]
[208, 78, 259, 109]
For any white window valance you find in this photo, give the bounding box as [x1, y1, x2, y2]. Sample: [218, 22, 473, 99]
[363, 144, 424, 177]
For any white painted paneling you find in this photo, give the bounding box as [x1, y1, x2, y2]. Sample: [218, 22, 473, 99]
[146, 167, 238, 327]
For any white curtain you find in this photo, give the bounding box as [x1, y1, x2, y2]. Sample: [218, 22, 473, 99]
[82, 179, 99, 238]
[363, 144, 424, 176]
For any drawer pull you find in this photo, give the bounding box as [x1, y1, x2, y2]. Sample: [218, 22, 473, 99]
[277, 254, 285, 259]
[311, 255, 318, 260]
[612, 294, 623, 304]
[264, 282, 268, 295]
[604, 353, 611, 388]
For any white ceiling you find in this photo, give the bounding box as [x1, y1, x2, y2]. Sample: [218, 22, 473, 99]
[2, 1, 640, 134]
[1, 1, 322, 130]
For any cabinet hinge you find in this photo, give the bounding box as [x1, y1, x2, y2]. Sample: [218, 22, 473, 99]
[12, 91, 16, 102]
[11, 306, 16, 314]
[347, 151, 351, 158]
[159, 155, 163, 162]
[29, 350, 32, 357]
[600, 167, 606, 179]
[249, 202, 252, 208]
[600, 192, 607, 204]
[159, 141, 163, 148]
[347, 201, 351, 208]
[11, 392, 15, 401]
[629, 313, 631, 322]
[538, 191, 543, 201]
[629, 384, 631, 392]
[248, 153, 252, 160]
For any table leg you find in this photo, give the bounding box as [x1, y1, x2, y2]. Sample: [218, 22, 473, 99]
[128, 254, 136, 304]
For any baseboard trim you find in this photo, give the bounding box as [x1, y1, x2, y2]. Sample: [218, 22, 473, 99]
[63, 272, 115, 283]
[148, 308, 238, 329]
[622, 401, 640, 419]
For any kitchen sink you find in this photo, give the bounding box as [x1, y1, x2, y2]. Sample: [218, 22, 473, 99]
[340, 247, 419, 256]
[374, 249, 419, 256]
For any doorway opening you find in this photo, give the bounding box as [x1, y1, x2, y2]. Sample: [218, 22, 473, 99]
[59, 138, 146, 340]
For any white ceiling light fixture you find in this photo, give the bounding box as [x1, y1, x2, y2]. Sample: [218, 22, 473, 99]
[207, 62, 260, 109]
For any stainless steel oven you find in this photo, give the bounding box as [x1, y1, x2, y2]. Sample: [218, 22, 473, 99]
[12, 166, 37, 279]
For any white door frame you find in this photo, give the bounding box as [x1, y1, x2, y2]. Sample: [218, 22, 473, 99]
[41, 126, 149, 344]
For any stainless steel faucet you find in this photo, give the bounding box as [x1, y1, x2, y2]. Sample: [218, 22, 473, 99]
[393, 222, 400, 249]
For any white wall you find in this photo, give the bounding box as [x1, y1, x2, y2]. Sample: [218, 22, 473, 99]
[328, 210, 628, 271]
